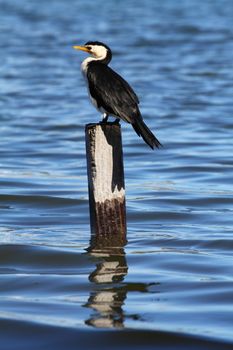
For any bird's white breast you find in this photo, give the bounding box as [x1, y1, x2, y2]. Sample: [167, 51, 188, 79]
[81, 57, 93, 79]
[81, 57, 99, 111]
[80, 55, 111, 116]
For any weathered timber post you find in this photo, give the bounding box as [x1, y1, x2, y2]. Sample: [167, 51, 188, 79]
[85, 122, 126, 236]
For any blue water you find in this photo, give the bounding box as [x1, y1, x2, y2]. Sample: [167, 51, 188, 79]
[1, 0, 233, 349]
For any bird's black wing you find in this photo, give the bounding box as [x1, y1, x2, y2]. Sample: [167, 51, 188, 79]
[87, 61, 140, 123]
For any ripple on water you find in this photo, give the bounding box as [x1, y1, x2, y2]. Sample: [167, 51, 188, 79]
[1, 0, 233, 348]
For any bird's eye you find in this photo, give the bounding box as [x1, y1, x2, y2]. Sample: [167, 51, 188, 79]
[86, 46, 92, 51]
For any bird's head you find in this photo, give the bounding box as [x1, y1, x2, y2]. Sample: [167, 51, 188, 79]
[73, 41, 112, 64]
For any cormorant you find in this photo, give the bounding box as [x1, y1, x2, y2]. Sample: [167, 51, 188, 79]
[73, 41, 162, 149]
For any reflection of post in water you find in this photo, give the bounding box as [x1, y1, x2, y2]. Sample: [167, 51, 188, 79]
[85, 233, 128, 328]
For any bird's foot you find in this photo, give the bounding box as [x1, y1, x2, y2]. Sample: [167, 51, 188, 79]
[99, 113, 109, 124]
[113, 118, 120, 124]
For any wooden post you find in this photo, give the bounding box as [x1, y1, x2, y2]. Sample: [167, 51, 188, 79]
[85, 122, 126, 236]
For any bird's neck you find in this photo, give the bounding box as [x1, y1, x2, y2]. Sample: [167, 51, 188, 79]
[81, 56, 109, 75]
[82, 50, 112, 67]
[81, 57, 97, 75]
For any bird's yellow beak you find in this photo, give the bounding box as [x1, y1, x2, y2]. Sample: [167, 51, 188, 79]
[73, 45, 91, 53]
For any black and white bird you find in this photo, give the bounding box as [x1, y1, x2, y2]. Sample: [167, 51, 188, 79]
[73, 41, 161, 149]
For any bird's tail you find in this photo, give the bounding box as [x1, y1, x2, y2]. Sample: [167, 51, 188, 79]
[132, 117, 162, 150]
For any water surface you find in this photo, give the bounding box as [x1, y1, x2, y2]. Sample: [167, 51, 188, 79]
[1, 0, 233, 349]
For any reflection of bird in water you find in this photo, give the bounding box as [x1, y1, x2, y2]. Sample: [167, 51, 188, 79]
[73, 41, 162, 149]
